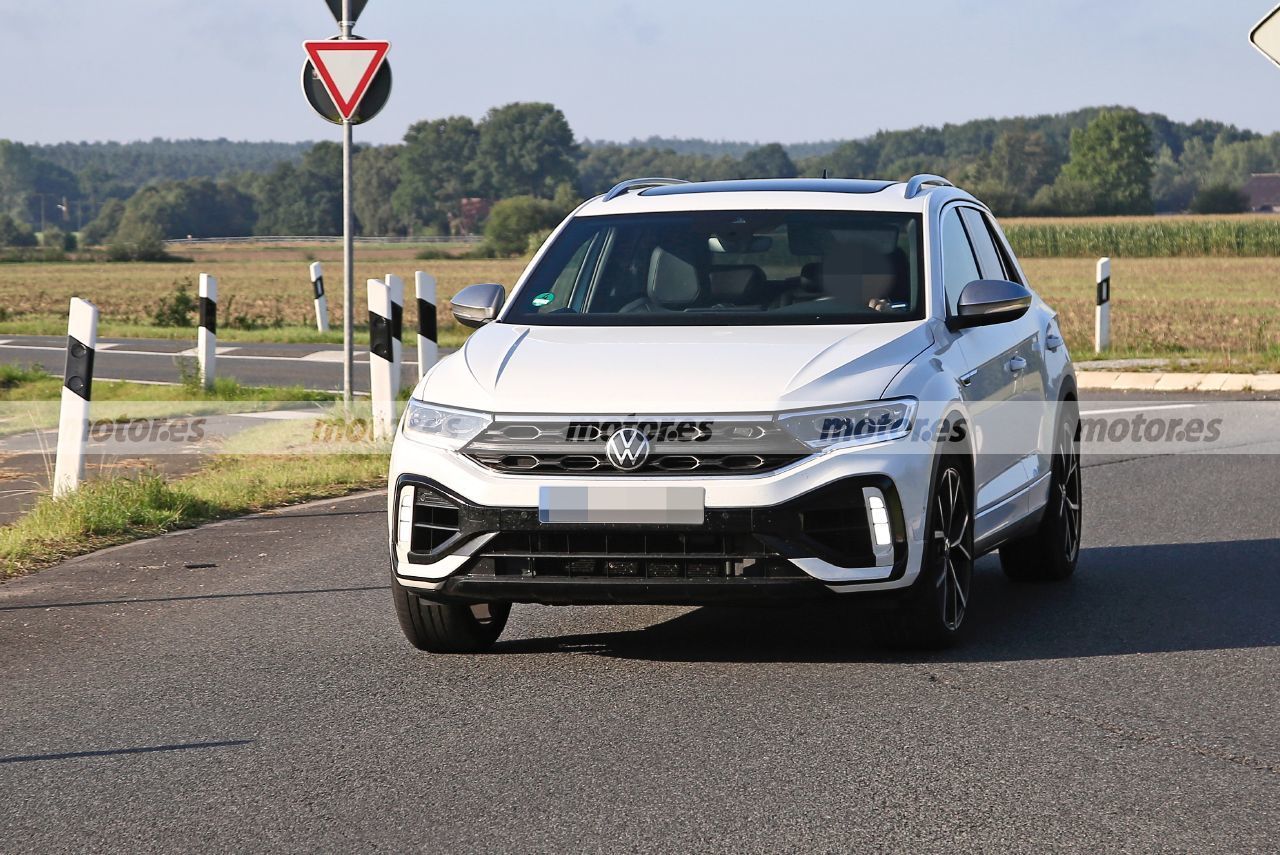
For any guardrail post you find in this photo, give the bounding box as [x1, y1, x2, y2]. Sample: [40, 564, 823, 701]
[53, 298, 99, 497]
[415, 271, 438, 380]
[368, 279, 396, 440]
[1095, 257, 1111, 353]
[198, 273, 217, 390]
[386, 273, 404, 400]
[310, 262, 330, 333]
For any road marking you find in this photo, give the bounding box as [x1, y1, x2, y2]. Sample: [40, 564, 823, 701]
[0, 343, 348, 363]
[96, 377, 181, 386]
[235, 410, 319, 421]
[178, 346, 242, 357]
[1080, 404, 1201, 416]
[300, 350, 369, 363]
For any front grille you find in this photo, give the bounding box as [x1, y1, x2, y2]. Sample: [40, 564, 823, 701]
[467, 451, 805, 476]
[463, 417, 811, 476]
[469, 529, 805, 579]
[397, 474, 902, 576]
[409, 487, 461, 552]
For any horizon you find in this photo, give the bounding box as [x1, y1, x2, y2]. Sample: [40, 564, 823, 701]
[11, 103, 1265, 150]
[4, 1, 1280, 145]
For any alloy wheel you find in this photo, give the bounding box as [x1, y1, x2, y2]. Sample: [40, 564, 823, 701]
[933, 467, 973, 631]
[1057, 420, 1082, 564]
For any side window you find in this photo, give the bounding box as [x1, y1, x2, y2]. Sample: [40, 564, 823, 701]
[981, 211, 1023, 285]
[941, 208, 981, 315]
[959, 207, 1005, 281]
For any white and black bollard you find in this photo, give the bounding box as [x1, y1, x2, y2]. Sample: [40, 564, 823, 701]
[368, 279, 397, 440]
[198, 273, 217, 390]
[53, 298, 99, 497]
[414, 271, 438, 380]
[386, 273, 404, 399]
[310, 262, 330, 333]
[1095, 257, 1111, 353]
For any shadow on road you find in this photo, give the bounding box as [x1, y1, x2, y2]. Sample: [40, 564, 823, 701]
[494, 539, 1280, 663]
[0, 739, 253, 765]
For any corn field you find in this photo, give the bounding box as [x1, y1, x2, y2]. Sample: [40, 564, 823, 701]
[1005, 217, 1280, 258]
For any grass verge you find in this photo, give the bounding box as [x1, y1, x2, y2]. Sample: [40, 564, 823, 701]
[0, 444, 388, 579]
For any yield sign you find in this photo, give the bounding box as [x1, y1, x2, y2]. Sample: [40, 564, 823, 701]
[303, 40, 390, 121]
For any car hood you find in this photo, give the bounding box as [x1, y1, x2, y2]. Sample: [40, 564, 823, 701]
[421, 322, 934, 414]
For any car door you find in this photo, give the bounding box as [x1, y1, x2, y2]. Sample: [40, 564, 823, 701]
[939, 205, 1040, 527]
[978, 209, 1053, 488]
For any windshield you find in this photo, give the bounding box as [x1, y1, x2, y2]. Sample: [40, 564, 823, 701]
[502, 210, 925, 327]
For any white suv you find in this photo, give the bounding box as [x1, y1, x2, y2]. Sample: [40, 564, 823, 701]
[387, 175, 1081, 651]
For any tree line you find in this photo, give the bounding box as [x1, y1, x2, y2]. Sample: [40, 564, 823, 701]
[1, 104, 1275, 256]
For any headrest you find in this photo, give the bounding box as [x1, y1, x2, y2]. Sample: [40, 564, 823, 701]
[648, 247, 702, 308]
[708, 266, 765, 304]
[799, 262, 824, 293]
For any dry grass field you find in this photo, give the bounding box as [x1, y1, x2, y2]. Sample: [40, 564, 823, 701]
[0, 243, 522, 347]
[0, 241, 1277, 371]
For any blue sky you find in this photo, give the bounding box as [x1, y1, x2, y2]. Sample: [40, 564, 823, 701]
[3, 0, 1279, 144]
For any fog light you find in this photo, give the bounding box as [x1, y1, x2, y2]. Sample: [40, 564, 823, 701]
[862, 487, 895, 567]
[397, 487, 415, 546]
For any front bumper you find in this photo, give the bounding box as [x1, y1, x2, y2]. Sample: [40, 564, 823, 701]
[388, 436, 934, 601]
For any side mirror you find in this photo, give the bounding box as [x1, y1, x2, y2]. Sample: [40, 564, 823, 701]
[947, 280, 1033, 331]
[451, 283, 506, 329]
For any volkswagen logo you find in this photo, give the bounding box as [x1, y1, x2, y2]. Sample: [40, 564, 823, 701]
[605, 427, 651, 471]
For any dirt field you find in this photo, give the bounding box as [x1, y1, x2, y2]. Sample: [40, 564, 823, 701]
[1, 243, 1277, 371]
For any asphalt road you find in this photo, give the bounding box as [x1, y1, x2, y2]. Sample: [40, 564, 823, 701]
[1, 392, 1277, 852]
[0, 335, 427, 393]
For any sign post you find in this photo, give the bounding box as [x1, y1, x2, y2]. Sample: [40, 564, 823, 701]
[310, 261, 330, 333]
[302, 1, 391, 407]
[1095, 257, 1111, 354]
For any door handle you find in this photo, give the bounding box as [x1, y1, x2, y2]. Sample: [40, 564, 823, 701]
[1006, 356, 1028, 374]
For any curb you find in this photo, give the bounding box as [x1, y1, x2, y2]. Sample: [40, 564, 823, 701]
[1078, 371, 1280, 393]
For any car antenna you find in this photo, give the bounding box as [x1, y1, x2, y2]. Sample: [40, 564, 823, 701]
[821, 168, 829, 179]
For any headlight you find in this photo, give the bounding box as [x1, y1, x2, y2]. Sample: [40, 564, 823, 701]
[401, 400, 491, 449]
[777, 398, 917, 450]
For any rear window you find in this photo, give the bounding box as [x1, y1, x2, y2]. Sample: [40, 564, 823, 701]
[502, 210, 925, 327]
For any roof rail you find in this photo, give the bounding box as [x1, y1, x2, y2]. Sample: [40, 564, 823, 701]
[903, 174, 954, 199]
[602, 177, 689, 202]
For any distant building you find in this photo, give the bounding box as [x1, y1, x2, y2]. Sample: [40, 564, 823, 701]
[1243, 174, 1280, 212]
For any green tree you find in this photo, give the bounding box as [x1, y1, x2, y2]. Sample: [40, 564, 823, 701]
[0, 212, 37, 247]
[483, 196, 565, 256]
[394, 116, 479, 232]
[737, 143, 798, 179]
[1190, 183, 1248, 214]
[114, 178, 255, 240]
[81, 198, 125, 245]
[1055, 109, 1154, 215]
[253, 143, 343, 235]
[475, 103, 578, 199]
[353, 145, 406, 236]
[805, 139, 880, 178]
[107, 220, 168, 262]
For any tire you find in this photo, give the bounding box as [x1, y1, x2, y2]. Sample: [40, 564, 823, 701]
[1000, 403, 1082, 582]
[392, 580, 510, 653]
[885, 451, 975, 648]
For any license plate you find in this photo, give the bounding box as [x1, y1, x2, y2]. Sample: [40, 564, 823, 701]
[538, 486, 705, 525]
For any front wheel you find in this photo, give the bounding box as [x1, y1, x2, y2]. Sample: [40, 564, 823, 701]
[392, 580, 510, 653]
[1000, 406, 1082, 582]
[885, 454, 974, 648]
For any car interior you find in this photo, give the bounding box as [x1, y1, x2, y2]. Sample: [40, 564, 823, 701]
[518, 211, 924, 322]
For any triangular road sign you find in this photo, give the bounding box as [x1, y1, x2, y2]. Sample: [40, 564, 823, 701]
[303, 40, 390, 121]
